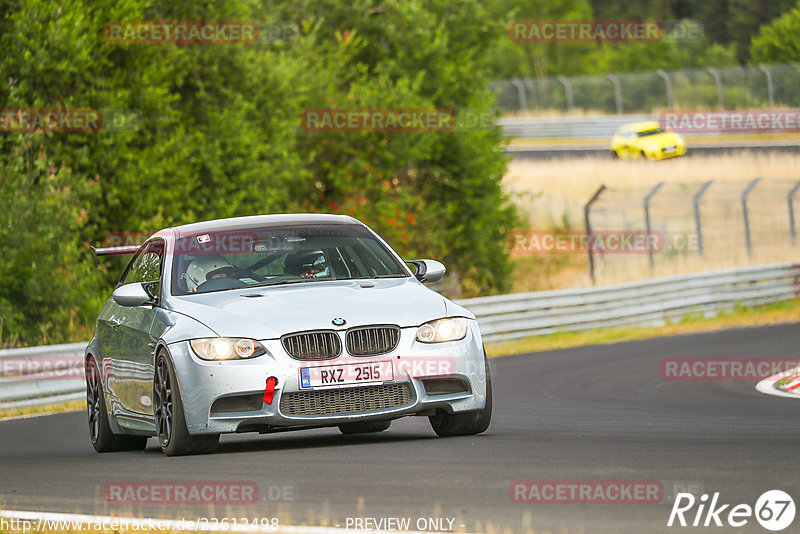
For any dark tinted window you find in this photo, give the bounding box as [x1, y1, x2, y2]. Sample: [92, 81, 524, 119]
[172, 224, 408, 295]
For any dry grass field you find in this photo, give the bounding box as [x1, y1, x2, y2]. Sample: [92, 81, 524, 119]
[503, 151, 800, 290]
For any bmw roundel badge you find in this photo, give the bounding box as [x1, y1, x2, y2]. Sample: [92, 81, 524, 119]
[332, 317, 346, 326]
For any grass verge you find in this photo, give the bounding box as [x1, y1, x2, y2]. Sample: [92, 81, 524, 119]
[485, 298, 800, 357]
[0, 399, 84, 420]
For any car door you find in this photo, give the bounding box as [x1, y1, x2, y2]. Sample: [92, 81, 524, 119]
[113, 239, 164, 416]
[101, 245, 147, 413]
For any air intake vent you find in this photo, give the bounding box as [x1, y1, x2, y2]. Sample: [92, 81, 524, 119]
[346, 326, 401, 356]
[281, 330, 341, 360]
[280, 383, 413, 416]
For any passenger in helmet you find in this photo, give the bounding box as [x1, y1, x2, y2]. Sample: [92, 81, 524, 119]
[185, 255, 235, 292]
[284, 251, 328, 279]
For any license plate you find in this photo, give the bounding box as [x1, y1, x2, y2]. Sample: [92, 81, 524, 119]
[300, 361, 393, 388]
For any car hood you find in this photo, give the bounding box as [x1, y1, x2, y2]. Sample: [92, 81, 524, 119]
[167, 278, 450, 339]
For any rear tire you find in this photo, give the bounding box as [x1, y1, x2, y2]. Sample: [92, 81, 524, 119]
[338, 421, 391, 434]
[86, 358, 148, 453]
[610, 150, 619, 159]
[154, 352, 219, 456]
[429, 352, 492, 437]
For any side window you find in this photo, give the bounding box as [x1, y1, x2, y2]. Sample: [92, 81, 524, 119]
[119, 249, 146, 287]
[119, 240, 164, 298]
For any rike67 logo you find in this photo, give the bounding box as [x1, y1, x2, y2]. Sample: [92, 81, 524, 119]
[668, 490, 795, 531]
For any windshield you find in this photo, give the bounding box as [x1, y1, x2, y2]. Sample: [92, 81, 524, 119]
[637, 128, 664, 137]
[171, 223, 408, 295]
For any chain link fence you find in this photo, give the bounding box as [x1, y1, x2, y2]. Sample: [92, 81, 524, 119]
[493, 63, 800, 114]
[585, 178, 800, 284]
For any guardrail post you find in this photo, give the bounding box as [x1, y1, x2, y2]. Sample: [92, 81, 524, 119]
[656, 70, 674, 109]
[557, 75, 574, 113]
[606, 74, 623, 114]
[694, 181, 713, 257]
[758, 64, 775, 107]
[742, 177, 761, 257]
[511, 79, 528, 113]
[644, 182, 665, 270]
[584, 185, 607, 285]
[788, 180, 800, 245]
[706, 67, 724, 109]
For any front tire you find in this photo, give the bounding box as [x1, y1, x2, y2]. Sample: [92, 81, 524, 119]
[338, 421, 391, 434]
[86, 358, 148, 453]
[429, 352, 492, 437]
[154, 352, 219, 456]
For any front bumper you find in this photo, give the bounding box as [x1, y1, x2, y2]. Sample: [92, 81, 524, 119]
[167, 321, 488, 435]
[653, 144, 686, 159]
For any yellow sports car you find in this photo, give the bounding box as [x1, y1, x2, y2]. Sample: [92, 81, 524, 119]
[610, 121, 686, 160]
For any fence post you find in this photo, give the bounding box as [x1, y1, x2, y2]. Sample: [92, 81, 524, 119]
[741, 177, 761, 257]
[607, 74, 623, 114]
[584, 185, 607, 285]
[758, 64, 775, 107]
[656, 70, 674, 109]
[557, 75, 574, 113]
[788, 181, 800, 245]
[644, 182, 665, 270]
[511, 79, 528, 113]
[694, 181, 713, 257]
[706, 67, 724, 109]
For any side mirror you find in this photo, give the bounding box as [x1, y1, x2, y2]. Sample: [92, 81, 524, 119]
[112, 283, 155, 307]
[406, 259, 446, 284]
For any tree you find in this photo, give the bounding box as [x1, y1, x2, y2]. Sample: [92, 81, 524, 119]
[750, 0, 800, 63]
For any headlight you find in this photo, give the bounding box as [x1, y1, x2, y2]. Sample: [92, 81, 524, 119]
[415, 318, 468, 343]
[646, 143, 658, 151]
[190, 338, 266, 360]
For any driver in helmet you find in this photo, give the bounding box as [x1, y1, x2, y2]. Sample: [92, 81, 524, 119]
[284, 251, 328, 278]
[185, 255, 235, 292]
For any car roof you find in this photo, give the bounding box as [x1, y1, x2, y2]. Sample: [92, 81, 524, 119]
[167, 213, 362, 238]
[617, 121, 661, 133]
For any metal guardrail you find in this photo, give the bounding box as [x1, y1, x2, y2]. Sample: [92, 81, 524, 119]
[458, 262, 800, 343]
[0, 342, 86, 409]
[2, 261, 799, 408]
[498, 114, 653, 140]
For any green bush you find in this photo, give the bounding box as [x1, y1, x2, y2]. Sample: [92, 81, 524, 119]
[0, 0, 518, 346]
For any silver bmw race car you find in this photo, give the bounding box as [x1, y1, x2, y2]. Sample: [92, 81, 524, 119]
[85, 214, 491, 455]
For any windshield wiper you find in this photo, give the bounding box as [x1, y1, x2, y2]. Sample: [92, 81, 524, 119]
[249, 278, 313, 288]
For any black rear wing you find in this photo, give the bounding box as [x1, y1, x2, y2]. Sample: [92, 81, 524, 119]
[90, 245, 140, 267]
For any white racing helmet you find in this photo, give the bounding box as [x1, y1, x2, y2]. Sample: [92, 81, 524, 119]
[185, 255, 234, 291]
[284, 250, 329, 278]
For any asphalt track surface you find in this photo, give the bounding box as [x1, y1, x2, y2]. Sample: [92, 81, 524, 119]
[3, 323, 800, 533]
